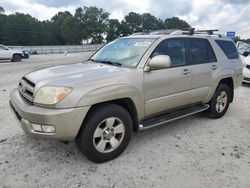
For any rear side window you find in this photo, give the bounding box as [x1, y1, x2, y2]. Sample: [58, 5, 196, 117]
[215, 40, 239, 59]
[189, 39, 217, 64]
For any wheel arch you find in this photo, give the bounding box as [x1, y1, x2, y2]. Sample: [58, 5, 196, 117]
[218, 77, 234, 103]
[77, 97, 139, 138]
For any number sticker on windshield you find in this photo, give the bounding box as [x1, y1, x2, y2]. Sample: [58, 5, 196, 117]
[134, 42, 152, 47]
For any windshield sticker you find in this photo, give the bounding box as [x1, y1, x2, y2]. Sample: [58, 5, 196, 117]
[134, 42, 151, 47]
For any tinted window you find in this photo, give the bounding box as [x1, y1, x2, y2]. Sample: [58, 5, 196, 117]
[206, 40, 217, 62]
[152, 39, 186, 67]
[189, 39, 216, 64]
[215, 40, 239, 59]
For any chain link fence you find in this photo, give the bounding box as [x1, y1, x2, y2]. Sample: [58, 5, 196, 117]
[8, 44, 104, 54]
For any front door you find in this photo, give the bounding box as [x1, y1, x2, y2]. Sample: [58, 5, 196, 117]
[144, 38, 193, 116]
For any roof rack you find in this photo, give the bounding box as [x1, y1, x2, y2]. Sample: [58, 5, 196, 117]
[196, 29, 219, 35]
[148, 29, 180, 35]
[130, 28, 225, 38]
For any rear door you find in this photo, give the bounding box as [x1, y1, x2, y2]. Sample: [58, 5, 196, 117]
[186, 38, 218, 103]
[144, 38, 193, 116]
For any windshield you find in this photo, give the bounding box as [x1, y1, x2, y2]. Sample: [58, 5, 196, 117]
[90, 38, 156, 68]
[0, 44, 9, 50]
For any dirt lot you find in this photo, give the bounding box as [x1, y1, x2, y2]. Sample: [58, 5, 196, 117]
[0, 53, 250, 188]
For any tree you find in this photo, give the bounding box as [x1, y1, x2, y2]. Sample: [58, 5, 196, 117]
[0, 6, 4, 14]
[51, 11, 73, 44]
[124, 12, 142, 34]
[0, 6, 195, 45]
[120, 20, 131, 36]
[106, 19, 121, 42]
[164, 17, 190, 29]
[74, 6, 110, 44]
[235, 36, 250, 44]
[61, 16, 82, 44]
[0, 14, 6, 43]
[141, 13, 164, 32]
[2, 13, 40, 45]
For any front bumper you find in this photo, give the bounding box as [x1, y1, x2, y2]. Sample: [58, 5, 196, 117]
[9, 89, 90, 141]
[243, 67, 250, 83]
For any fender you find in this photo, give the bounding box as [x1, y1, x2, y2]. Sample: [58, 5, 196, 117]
[204, 68, 235, 103]
[77, 84, 144, 121]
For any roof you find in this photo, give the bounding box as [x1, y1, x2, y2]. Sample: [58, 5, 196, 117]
[123, 29, 228, 40]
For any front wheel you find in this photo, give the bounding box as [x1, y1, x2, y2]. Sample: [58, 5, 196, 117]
[206, 84, 231, 119]
[76, 104, 132, 163]
[11, 54, 22, 62]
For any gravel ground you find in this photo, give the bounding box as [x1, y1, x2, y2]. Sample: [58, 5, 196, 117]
[0, 53, 250, 188]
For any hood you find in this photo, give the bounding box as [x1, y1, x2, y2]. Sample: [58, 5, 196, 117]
[25, 61, 131, 89]
[23, 61, 143, 109]
[9, 48, 23, 54]
[240, 54, 250, 65]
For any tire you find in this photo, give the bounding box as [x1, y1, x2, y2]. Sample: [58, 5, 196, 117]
[11, 54, 22, 62]
[76, 104, 132, 163]
[206, 83, 231, 119]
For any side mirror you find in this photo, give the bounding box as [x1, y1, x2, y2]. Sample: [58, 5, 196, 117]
[147, 55, 171, 71]
[243, 51, 250, 57]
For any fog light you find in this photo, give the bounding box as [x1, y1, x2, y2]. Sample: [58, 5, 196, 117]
[32, 124, 42, 132]
[41, 125, 55, 133]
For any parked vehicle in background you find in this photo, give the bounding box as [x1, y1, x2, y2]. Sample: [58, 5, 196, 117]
[9, 29, 243, 163]
[237, 41, 250, 83]
[22, 51, 30, 59]
[0, 44, 24, 62]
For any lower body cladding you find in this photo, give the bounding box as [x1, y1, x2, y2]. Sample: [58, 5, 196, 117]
[9, 89, 90, 141]
[243, 67, 250, 83]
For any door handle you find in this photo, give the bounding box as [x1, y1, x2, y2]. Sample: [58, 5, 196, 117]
[182, 69, 191, 75]
[212, 64, 217, 70]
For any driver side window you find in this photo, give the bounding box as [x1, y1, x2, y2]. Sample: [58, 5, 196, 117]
[152, 39, 187, 67]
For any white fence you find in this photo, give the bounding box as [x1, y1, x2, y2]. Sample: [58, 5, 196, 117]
[8, 44, 104, 54]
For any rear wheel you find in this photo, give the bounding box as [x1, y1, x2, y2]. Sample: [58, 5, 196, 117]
[11, 54, 22, 62]
[206, 84, 231, 119]
[76, 104, 132, 163]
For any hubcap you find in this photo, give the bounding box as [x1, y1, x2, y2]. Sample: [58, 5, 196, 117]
[216, 91, 228, 113]
[93, 117, 125, 153]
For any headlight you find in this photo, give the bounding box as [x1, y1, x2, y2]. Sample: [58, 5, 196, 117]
[34, 86, 72, 105]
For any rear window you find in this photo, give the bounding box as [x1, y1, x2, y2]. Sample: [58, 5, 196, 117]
[215, 40, 239, 59]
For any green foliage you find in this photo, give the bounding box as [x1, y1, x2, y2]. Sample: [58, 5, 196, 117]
[141, 13, 163, 32]
[0, 6, 194, 45]
[164, 17, 190, 29]
[74, 6, 110, 44]
[106, 19, 121, 42]
[234, 36, 250, 44]
[0, 6, 4, 14]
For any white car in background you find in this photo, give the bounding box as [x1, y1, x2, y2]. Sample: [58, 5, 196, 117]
[237, 41, 250, 83]
[0, 44, 23, 62]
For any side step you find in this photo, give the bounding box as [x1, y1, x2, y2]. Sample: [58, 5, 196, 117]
[139, 104, 209, 131]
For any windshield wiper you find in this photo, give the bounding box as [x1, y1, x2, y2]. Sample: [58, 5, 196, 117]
[99, 60, 122, 67]
[89, 59, 122, 67]
[89, 58, 98, 63]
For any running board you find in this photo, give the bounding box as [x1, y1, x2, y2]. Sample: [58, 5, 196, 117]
[139, 104, 209, 131]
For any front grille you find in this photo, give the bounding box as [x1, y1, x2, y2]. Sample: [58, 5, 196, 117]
[18, 77, 35, 102]
[244, 77, 250, 81]
[247, 65, 250, 70]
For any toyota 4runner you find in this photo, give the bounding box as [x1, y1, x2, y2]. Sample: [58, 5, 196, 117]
[9, 29, 243, 163]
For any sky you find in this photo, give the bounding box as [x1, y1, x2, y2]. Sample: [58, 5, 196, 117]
[1, 0, 250, 38]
